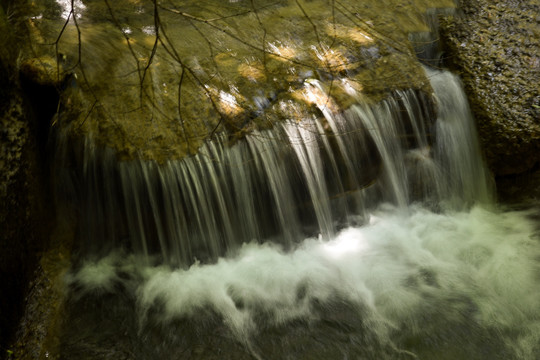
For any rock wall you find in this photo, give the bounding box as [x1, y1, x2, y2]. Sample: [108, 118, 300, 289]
[0, 2, 53, 355]
[440, 0, 540, 177]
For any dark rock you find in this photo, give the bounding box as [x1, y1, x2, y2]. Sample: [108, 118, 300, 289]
[0, 3, 54, 356]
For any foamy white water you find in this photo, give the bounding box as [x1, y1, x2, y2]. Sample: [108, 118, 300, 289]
[68, 204, 540, 359]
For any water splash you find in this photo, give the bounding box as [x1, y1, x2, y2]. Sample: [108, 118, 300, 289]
[66, 205, 540, 359]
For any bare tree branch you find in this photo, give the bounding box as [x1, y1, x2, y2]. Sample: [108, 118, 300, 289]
[103, 0, 143, 91]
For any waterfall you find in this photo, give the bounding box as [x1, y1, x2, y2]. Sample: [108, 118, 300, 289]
[55, 66, 540, 360]
[56, 68, 493, 267]
[30, 0, 538, 357]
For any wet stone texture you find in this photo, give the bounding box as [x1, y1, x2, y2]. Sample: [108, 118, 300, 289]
[439, 0, 540, 176]
[0, 6, 49, 356]
[53, 287, 515, 360]
[0, 2, 66, 357]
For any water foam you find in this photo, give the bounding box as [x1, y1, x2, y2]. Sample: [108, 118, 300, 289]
[68, 204, 540, 358]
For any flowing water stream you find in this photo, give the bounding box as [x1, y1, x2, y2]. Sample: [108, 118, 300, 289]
[54, 68, 540, 359]
[31, 1, 540, 359]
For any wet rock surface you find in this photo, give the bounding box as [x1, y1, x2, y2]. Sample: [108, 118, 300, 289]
[440, 0, 540, 176]
[53, 286, 515, 360]
[23, 0, 455, 162]
[497, 165, 540, 206]
[0, 3, 63, 357]
[0, 10, 52, 360]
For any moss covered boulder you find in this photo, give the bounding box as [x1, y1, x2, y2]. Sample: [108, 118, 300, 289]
[440, 0, 540, 176]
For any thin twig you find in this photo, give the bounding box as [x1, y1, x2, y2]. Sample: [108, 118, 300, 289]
[177, 66, 191, 149]
[159, 5, 314, 69]
[103, 0, 143, 90]
[140, 0, 161, 103]
[157, 19, 226, 137]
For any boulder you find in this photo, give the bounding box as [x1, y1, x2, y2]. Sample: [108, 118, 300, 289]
[440, 0, 540, 176]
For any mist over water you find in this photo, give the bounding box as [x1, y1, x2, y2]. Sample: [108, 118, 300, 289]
[68, 204, 540, 359]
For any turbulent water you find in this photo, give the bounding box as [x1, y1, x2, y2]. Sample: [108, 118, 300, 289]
[66, 205, 540, 359]
[56, 67, 540, 359]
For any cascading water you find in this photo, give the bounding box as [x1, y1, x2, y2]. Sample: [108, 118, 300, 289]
[58, 68, 488, 266]
[28, 1, 537, 359]
[54, 68, 540, 360]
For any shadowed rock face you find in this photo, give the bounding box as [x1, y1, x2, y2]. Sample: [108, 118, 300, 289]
[440, 0, 540, 176]
[0, 3, 53, 353]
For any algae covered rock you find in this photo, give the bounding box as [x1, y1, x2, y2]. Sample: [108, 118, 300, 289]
[22, 0, 457, 162]
[0, 2, 55, 354]
[20, 56, 64, 87]
[440, 0, 540, 176]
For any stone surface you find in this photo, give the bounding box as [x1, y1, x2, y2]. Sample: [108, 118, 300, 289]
[20, 56, 64, 87]
[23, 0, 456, 162]
[497, 166, 540, 205]
[0, 3, 54, 356]
[440, 0, 540, 176]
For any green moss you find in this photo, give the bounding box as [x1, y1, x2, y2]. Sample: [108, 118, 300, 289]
[26, 0, 456, 162]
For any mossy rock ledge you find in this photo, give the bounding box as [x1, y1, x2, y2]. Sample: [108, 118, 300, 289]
[21, 0, 461, 163]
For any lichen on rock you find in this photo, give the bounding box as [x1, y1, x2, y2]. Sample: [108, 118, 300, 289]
[439, 0, 540, 176]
